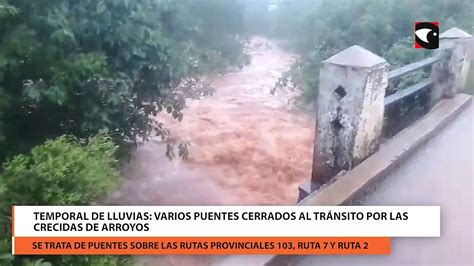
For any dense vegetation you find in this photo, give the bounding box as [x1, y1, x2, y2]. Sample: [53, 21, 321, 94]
[0, 0, 250, 265]
[0, 0, 472, 265]
[0, 133, 123, 265]
[269, 0, 473, 102]
[0, 0, 249, 162]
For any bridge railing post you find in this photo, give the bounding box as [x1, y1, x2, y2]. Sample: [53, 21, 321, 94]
[299, 46, 389, 201]
[431, 27, 472, 102]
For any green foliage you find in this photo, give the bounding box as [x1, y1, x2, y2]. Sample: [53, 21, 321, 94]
[0, 2, 252, 263]
[385, 37, 430, 91]
[0, 133, 118, 205]
[0, 133, 123, 265]
[0, 0, 249, 162]
[385, 37, 429, 69]
[0, 2, 252, 264]
[0, 87, 8, 144]
[271, 0, 474, 103]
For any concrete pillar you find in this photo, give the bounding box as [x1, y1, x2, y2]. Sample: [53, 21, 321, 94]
[431, 27, 472, 101]
[311, 45, 389, 189]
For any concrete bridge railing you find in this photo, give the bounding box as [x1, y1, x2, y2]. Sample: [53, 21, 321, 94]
[298, 27, 472, 201]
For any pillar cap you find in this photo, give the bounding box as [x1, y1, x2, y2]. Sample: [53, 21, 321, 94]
[440, 27, 472, 39]
[322, 45, 387, 68]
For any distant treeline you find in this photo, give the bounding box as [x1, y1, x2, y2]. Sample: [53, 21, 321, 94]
[264, 0, 474, 102]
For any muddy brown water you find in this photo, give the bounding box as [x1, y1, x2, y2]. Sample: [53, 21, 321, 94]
[106, 37, 315, 265]
[110, 37, 315, 206]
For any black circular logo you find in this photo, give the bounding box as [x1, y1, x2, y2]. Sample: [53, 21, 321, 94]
[415, 22, 439, 49]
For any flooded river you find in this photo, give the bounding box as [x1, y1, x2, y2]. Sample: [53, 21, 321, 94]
[111, 37, 315, 207]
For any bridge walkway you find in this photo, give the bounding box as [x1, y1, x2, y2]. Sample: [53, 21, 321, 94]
[297, 104, 473, 266]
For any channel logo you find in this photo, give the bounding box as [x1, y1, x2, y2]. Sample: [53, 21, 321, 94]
[414, 22, 439, 49]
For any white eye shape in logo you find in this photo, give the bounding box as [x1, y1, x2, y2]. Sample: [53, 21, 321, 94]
[415, 22, 439, 49]
[415, 28, 437, 43]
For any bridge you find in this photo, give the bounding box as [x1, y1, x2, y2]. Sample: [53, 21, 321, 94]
[221, 27, 473, 266]
[297, 99, 473, 266]
[298, 27, 473, 200]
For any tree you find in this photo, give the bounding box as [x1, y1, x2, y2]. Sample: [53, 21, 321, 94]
[271, 0, 473, 103]
[0, 0, 249, 162]
[0, 133, 123, 265]
[0, 1, 252, 264]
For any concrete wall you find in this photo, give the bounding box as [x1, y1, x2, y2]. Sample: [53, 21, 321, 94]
[436, 28, 473, 97]
[352, 64, 388, 162]
[307, 28, 471, 195]
[467, 37, 474, 60]
[314, 46, 388, 181]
